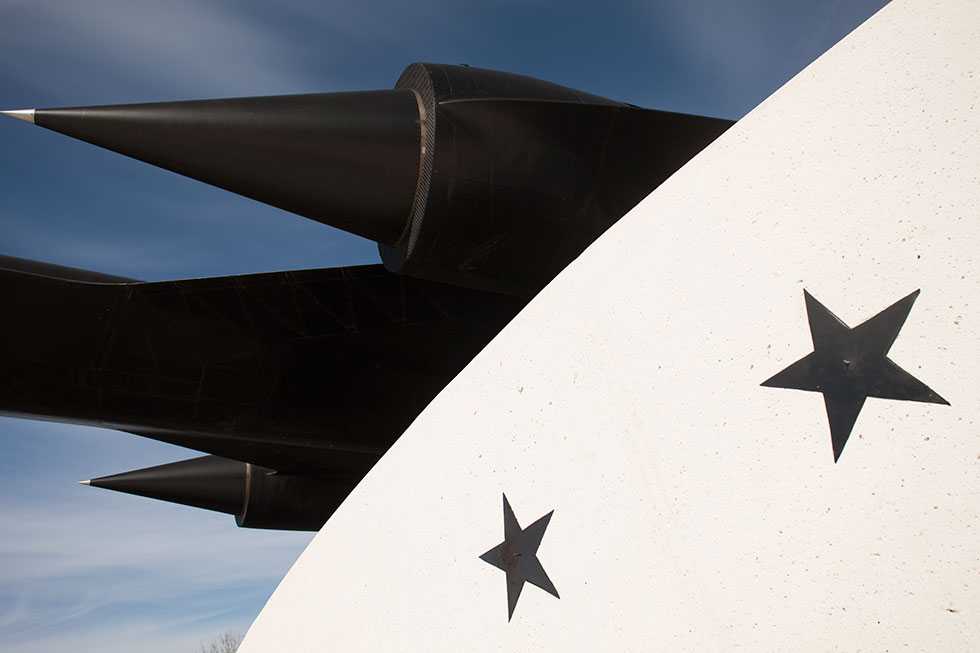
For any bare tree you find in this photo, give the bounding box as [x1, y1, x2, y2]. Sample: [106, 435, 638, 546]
[200, 632, 242, 653]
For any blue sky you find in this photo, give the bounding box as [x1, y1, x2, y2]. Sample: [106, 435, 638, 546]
[0, 1, 886, 650]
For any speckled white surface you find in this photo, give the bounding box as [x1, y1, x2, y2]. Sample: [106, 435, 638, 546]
[242, 1, 980, 650]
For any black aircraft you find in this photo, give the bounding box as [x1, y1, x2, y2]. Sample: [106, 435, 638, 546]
[1, 63, 732, 531]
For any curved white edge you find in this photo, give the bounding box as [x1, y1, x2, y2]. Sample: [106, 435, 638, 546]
[243, 1, 980, 650]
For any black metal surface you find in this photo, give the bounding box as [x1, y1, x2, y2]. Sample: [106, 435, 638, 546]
[0, 254, 136, 283]
[480, 494, 559, 621]
[0, 261, 525, 474]
[28, 63, 732, 296]
[7, 62, 740, 529]
[88, 454, 245, 515]
[86, 454, 360, 530]
[762, 290, 949, 461]
[384, 63, 735, 295]
[33, 91, 421, 245]
[236, 462, 359, 531]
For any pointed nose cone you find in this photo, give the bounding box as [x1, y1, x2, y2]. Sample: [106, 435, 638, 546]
[1, 109, 36, 123]
[85, 455, 246, 516]
[31, 91, 421, 245]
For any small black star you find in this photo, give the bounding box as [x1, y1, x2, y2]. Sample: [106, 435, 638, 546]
[762, 290, 948, 462]
[479, 494, 559, 620]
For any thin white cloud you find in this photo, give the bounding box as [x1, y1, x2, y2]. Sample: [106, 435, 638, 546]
[0, 419, 311, 652]
[638, 0, 886, 116]
[0, 494, 310, 650]
[5, 620, 250, 653]
[0, 0, 329, 100]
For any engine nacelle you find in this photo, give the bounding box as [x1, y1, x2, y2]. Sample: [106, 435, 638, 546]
[86, 455, 360, 531]
[26, 63, 733, 296]
[381, 63, 733, 295]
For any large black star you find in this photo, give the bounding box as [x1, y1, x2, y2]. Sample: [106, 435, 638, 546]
[479, 494, 559, 620]
[762, 290, 948, 462]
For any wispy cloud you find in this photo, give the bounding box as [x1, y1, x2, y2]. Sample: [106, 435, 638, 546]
[636, 0, 887, 117]
[0, 0, 392, 280]
[0, 419, 310, 652]
[0, 0, 335, 102]
[5, 621, 249, 653]
[0, 490, 310, 652]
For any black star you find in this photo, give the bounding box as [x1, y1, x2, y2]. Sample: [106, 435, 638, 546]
[762, 290, 948, 462]
[479, 494, 559, 620]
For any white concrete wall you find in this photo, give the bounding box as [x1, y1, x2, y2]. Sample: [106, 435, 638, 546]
[242, 1, 980, 649]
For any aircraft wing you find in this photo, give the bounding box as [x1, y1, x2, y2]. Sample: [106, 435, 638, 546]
[1, 51, 730, 531]
[241, 0, 979, 649]
[0, 258, 524, 527]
